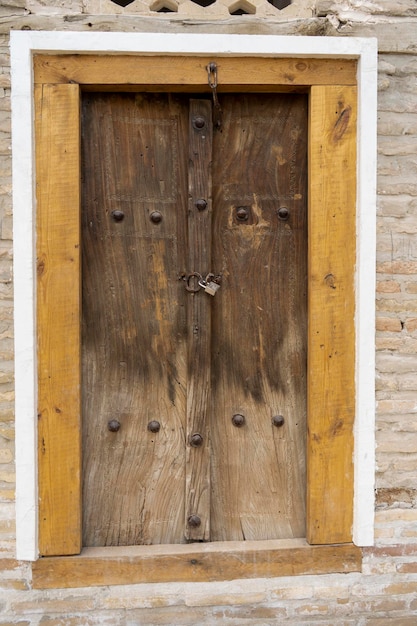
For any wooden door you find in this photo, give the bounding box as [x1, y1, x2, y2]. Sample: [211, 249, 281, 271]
[81, 92, 307, 547]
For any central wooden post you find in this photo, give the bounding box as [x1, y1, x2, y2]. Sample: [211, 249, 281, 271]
[185, 99, 213, 541]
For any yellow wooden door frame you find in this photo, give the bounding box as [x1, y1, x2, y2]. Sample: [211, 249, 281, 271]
[34, 54, 357, 578]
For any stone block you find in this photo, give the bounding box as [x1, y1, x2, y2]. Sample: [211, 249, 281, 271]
[405, 282, 417, 293]
[26, 0, 83, 15]
[377, 430, 417, 453]
[377, 261, 417, 274]
[405, 317, 417, 331]
[377, 281, 401, 294]
[0, 449, 11, 464]
[377, 299, 417, 313]
[185, 591, 267, 607]
[378, 112, 417, 137]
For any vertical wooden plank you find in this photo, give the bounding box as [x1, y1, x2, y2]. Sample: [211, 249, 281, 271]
[185, 100, 213, 541]
[36, 83, 81, 555]
[211, 94, 308, 541]
[81, 94, 188, 546]
[307, 85, 357, 544]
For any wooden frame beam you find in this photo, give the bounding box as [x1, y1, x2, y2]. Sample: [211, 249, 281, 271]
[34, 55, 357, 90]
[32, 540, 362, 589]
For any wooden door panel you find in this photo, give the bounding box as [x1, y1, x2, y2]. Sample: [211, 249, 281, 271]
[211, 95, 308, 541]
[82, 94, 188, 546]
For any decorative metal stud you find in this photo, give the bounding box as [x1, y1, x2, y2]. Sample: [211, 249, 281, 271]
[232, 413, 246, 427]
[111, 210, 125, 222]
[189, 433, 204, 447]
[195, 199, 208, 211]
[236, 207, 249, 221]
[187, 514, 201, 528]
[148, 420, 161, 433]
[150, 211, 163, 224]
[277, 207, 289, 220]
[272, 415, 285, 428]
[193, 116, 206, 130]
[108, 419, 121, 432]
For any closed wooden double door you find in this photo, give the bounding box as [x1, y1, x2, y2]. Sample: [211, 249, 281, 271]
[81, 91, 307, 547]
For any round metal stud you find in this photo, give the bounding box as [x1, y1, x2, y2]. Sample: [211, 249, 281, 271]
[189, 433, 204, 447]
[193, 116, 206, 130]
[108, 419, 121, 432]
[232, 413, 246, 427]
[277, 207, 290, 220]
[187, 514, 201, 528]
[236, 207, 249, 221]
[150, 211, 163, 224]
[147, 420, 161, 433]
[111, 210, 125, 222]
[195, 198, 208, 211]
[272, 415, 285, 428]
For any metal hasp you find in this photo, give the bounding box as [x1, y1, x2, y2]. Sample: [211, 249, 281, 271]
[207, 61, 222, 129]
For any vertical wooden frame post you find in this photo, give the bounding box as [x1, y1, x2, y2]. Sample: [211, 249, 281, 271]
[307, 85, 357, 544]
[36, 84, 81, 555]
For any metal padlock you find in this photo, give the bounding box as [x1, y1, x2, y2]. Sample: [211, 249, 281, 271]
[204, 281, 220, 296]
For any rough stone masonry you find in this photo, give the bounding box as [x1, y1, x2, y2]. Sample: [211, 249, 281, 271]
[1, 0, 417, 623]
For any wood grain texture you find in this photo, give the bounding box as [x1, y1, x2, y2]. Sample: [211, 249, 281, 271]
[36, 83, 82, 556]
[33, 55, 357, 89]
[82, 94, 188, 546]
[211, 94, 308, 541]
[32, 540, 362, 589]
[307, 85, 357, 544]
[185, 100, 213, 541]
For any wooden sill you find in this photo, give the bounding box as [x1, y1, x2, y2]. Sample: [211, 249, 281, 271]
[32, 539, 362, 589]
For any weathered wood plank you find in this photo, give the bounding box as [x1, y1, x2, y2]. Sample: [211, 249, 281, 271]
[32, 540, 362, 588]
[185, 100, 213, 541]
[0, 16, 321, 38]
[211, 94, 308, 541]
[307, 85, 357, 544]
[36, 83, 82, 556]
[82, 93, 188, 546]
[33, 55, 357, 88]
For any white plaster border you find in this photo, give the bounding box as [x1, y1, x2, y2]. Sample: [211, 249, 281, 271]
[11, 31, 377, 561]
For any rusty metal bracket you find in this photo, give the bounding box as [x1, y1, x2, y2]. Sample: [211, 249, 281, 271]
[207, 61, 222, 130]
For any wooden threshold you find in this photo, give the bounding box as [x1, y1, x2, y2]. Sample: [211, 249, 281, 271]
[32, 540, 362, 589]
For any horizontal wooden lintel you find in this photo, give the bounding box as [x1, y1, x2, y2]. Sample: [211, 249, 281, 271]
[33, 55, 357, 88]
[32, 540, 362, 589]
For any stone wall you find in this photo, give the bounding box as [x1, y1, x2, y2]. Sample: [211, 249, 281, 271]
[1, 0, 417, 623]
